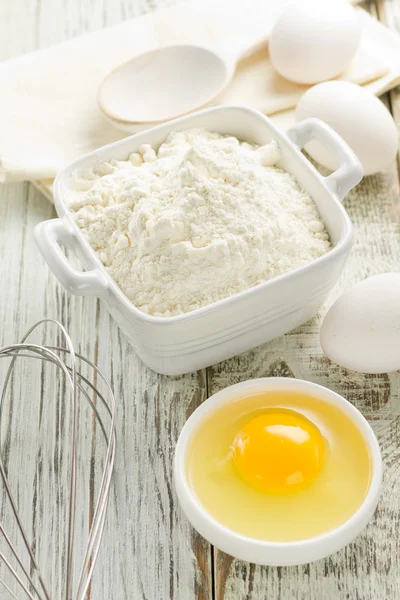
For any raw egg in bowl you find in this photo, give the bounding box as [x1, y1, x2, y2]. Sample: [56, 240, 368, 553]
[174, 378, 382, 566]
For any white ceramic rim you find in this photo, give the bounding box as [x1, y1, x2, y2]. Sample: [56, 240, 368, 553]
[52, 106, 354, 326]
[174, 377, 382, 552]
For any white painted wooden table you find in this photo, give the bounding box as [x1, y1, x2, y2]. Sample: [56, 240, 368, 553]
[1, 1, 400, 598]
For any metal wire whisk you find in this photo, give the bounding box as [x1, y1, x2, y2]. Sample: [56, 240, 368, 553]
[0, 319, 116, 600]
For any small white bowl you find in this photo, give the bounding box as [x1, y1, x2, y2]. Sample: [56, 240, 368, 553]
[174, 377, 382, 566]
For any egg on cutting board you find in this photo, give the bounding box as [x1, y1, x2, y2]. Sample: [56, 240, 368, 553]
[320, 274, 400, 374]
[269, 0, 360, 85]
[296, 81, 399, 175]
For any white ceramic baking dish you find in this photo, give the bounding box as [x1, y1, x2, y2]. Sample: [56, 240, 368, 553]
[34, 106, 362, 375]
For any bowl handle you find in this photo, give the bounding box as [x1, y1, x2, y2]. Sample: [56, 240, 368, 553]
[34, 219, 108, 297]
[287, 118, 363, 202]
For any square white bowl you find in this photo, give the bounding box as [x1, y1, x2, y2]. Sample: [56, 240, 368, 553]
[34, 106, 362, 375]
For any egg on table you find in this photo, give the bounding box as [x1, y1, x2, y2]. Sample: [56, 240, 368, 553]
[269, 0, 360, 84]
[186, 390, 372, 542]
[296, 81, 399, 175]
[321, 273, 400, 374]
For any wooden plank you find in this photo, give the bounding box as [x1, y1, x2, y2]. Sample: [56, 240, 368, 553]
[0, 1, 213, 599]
[92, 331, 211, 599]
[210, 1, 400, 597]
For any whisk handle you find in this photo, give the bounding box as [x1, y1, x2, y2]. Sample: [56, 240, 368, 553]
[35, 219, 108, 296]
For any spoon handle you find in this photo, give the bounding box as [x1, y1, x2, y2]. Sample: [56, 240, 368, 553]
[216, 34, 268, 67]
[236, 34, 268, 62]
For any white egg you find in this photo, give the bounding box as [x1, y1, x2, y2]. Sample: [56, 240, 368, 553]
[296, 81, 399, 175]
[320, 274, 400, 374]
[269, 0, 360, 85]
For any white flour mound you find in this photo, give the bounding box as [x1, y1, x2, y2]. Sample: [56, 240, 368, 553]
[67, 129, 331, 317]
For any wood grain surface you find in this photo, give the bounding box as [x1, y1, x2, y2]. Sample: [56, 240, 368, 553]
[0, 1, 400, 599]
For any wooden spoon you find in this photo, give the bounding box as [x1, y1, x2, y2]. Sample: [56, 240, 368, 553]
[98, 38, 266, 131]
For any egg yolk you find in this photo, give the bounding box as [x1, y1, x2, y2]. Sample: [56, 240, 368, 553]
[232, 409, 325, 494]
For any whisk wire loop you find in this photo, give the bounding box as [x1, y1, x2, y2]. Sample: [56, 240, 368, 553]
[0, 320, 116, 600]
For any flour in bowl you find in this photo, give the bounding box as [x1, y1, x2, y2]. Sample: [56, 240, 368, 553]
[67, 129, 331, 317]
